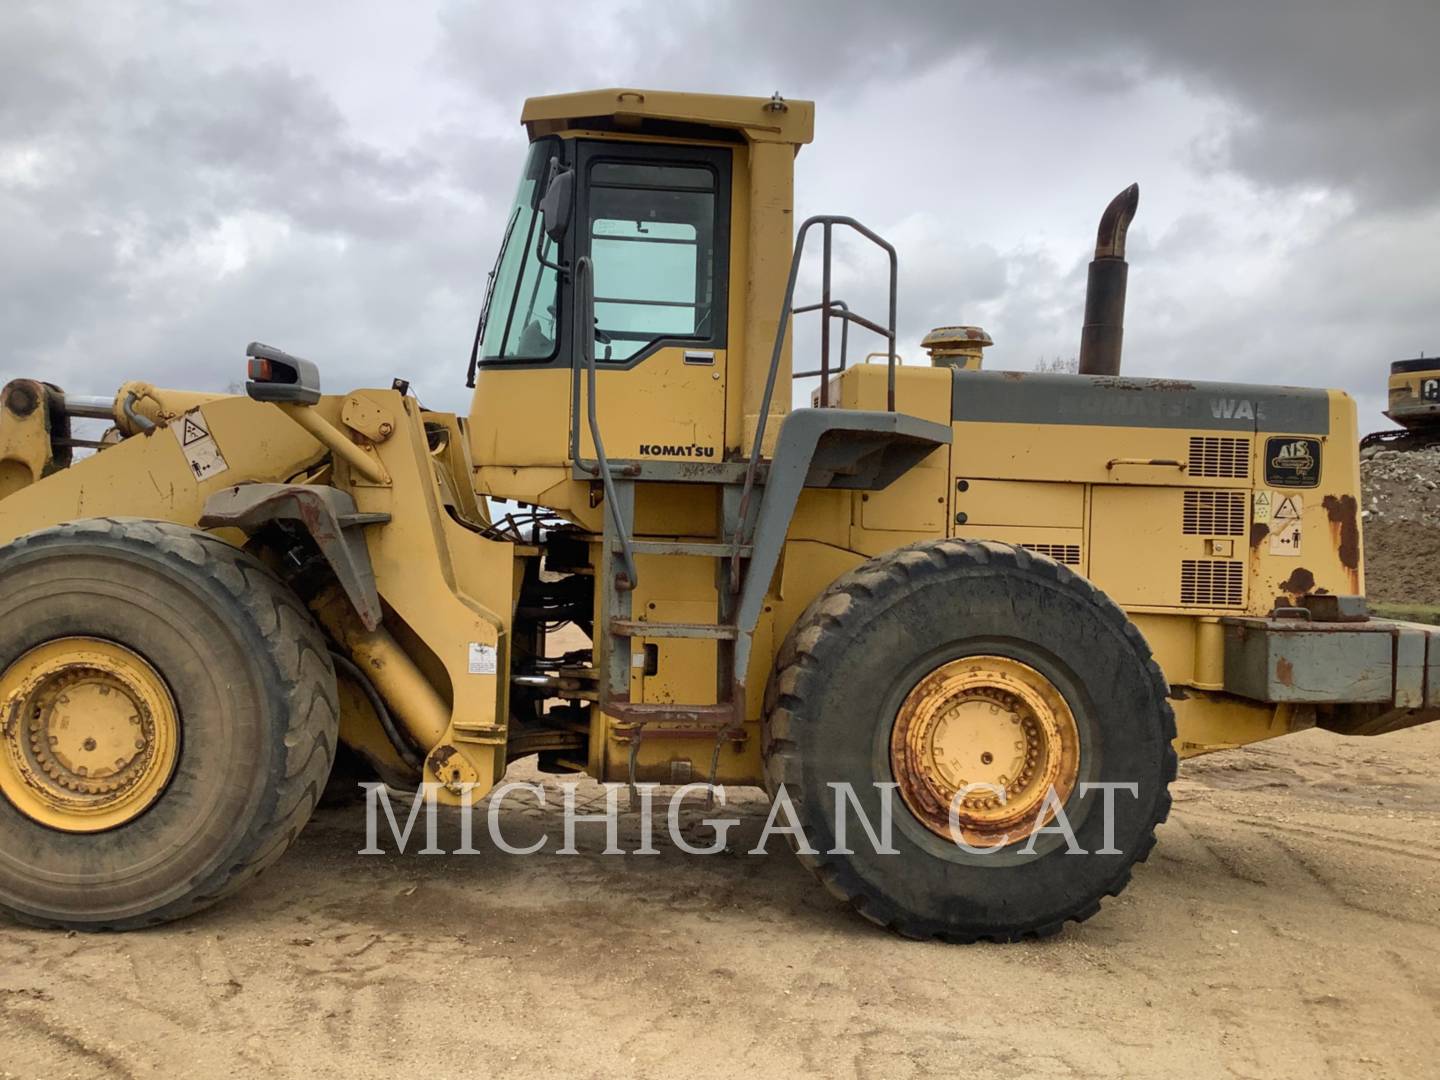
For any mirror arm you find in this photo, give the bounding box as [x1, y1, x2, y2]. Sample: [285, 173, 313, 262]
[534, 225, 568, 278]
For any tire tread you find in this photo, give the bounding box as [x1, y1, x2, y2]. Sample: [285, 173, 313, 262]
[761, 538, 1178, 943]
[0, 517, 338, 931]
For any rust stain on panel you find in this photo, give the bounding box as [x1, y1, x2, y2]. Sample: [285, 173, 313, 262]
[1321, 494, 1360, 592]
[1280, 567, 1315, 597]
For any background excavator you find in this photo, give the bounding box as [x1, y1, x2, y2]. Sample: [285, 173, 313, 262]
[1362, 356, 1440, 453]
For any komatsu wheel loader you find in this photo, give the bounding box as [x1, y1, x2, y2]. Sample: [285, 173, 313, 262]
[2, 89, 1436, 942]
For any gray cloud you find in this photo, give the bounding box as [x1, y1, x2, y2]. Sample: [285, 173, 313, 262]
[657, 0, 1440, 211]
[0, 1, 513, 410]
[449, 0, 1440, 210]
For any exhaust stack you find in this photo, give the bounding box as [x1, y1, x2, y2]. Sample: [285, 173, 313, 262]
[1077, 183, 1139, 376]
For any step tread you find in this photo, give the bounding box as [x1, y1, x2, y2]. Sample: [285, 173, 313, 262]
[622, 540, 753, 557]
[610, 619, 738, 640]
[604, 701, 744, 736]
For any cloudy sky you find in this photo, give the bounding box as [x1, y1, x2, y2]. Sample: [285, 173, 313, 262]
[2, 0, 1436, 430]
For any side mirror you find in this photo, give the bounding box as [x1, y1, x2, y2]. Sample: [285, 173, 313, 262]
[539, 166, 574, 243]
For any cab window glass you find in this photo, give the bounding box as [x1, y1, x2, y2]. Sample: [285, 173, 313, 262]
[588, 161, 716, 362]
[479, 140, 560, 362]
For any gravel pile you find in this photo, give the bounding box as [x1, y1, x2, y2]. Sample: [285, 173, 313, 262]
[1359, 446, 1440, 605]
[1360, 446, 1440, 526]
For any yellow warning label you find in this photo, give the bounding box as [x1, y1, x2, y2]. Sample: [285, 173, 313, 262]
[1274, 494, 1303, 521]
[1253, 491, 1272, 523]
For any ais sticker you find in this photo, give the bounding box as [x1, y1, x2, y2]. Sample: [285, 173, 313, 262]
[1264, 436, 1320, 489]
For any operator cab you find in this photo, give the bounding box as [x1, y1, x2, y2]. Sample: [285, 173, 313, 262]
[472, 138, 728, 373]
[466, 90, 816, 496]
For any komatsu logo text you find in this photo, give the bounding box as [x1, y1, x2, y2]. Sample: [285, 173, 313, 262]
[639, 443, 716, 458]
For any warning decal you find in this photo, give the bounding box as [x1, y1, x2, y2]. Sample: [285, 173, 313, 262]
[172, 407, 229, 481]
[467, 642, 497, 676]
[1269, 493, 1302, 556]
[1252, 491, 1272, 523]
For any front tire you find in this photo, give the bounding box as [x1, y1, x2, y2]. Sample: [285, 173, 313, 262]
[762, 539, 1176, 942]
[0, 518, 338, 930]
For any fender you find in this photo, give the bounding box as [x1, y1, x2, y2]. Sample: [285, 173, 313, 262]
[199, 483, 389, 630]
[734, 407, 952, 680]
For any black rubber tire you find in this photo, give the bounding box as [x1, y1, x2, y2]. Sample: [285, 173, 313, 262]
[0, 518, 338, 930]
[762, 538, 1177, 942]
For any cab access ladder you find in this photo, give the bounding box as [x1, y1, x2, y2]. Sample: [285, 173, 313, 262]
[571, 217, 950, 792]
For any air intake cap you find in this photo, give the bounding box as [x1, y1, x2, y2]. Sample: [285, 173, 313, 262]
[923, 326, 993, 370]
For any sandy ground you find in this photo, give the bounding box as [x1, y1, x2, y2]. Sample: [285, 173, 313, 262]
[2, 724, 1438, 1080]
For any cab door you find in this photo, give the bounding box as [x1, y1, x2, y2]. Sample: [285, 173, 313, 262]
[573, 141, 732, 464]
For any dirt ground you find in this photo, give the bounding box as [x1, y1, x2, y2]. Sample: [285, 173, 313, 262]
[1360, 445, 1440, 606]
[1363, 520, 1440, 608]
[2, 722, 1439, 1080]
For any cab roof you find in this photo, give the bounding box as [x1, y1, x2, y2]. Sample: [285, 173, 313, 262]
[520, 88, 814, 147]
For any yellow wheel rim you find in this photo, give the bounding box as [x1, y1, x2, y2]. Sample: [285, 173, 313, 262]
[891, 655, 1080, 848]
[0, 638, 180, 833]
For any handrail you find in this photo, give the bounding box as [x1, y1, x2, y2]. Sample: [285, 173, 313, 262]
[573, 255, 639, 591]
[790, 299, 850, 378]
[729, 216, 899, 592]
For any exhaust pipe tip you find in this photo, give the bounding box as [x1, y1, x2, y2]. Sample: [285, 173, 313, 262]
[1094, 183, 1139, 261]
[1077, 183, 1140, 377]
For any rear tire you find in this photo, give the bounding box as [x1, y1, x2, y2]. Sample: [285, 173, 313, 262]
[0, 518, 338, 930]
[762, 539, 1176, 942]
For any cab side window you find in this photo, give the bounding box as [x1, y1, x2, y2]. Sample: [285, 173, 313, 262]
[587, 161, 718, 362]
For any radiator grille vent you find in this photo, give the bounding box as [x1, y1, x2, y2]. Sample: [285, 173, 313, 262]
[1182, 490, 1246, 536]
[1181, 560, 1244, 606]
[1188, 436, 1250, 478]
[1020, 543, 1081, 566]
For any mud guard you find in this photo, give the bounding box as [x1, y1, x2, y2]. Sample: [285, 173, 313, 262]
[200, 483, 390, 630]
[734, 408, 951, 680]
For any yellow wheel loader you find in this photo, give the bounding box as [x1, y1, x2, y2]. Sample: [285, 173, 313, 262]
[2, 89, 1437, 941]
